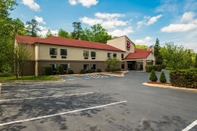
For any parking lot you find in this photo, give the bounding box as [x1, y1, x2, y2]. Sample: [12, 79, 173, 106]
[0, 72, 197, 131]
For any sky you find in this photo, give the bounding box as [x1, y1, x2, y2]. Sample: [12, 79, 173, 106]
[10, 0, 197, 52]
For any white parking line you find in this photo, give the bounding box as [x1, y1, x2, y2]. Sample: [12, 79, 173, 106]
[0, 100, 127, 127]
[0, 92, 94, 102]
[182, 120, 197, 131]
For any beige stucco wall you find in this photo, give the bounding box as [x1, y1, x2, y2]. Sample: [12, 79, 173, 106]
[107, 36, 135, 53]
[16, 42, 35, 60]
[38, 44, 123, 61]
[146, 52, 155, 61]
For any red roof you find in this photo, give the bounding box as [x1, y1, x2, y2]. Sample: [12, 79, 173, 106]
[125, 48, 151, 59]
[15, 35, 124, 52]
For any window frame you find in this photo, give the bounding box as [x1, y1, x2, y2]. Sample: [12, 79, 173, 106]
[60, 49, 67, 56]
[49, 48, 57, 55]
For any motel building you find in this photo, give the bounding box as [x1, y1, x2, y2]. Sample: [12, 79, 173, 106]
[15, 35, 155, 76]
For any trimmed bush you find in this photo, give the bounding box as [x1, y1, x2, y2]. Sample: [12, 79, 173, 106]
[80, 69, 86, 74]
[149, 70, 158, 82]
[159, 71, 166, 83]
[146, 65, 154, 72]
[170, 69, 197, 88]
[87, 69, 93, 73]
[58, 66, 64, 74]
[97, 69, 101, 72]
[43, 65, 53, 75]
[68, 70, 74, 74]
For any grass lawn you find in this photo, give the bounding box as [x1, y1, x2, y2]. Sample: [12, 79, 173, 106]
[0, 75, 60, 82]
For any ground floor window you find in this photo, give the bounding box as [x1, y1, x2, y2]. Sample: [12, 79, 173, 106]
[121, 64, 125, 69]
[91, 64, 96, 71]
[83, 64, 89, 70]
[50, 64, 57, 74]
[61, 64, 67, 74]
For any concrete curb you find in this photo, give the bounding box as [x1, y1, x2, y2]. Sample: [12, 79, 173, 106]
[143, 82, 197, 92]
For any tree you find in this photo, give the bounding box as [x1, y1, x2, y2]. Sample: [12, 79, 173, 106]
[71, 22, 82, 40]
[58, 29, 69, 38]
[45, 29, 53, 38]
[26, 19, 40, 37]
[104, 58, 121, 72]
[159, 71, 166, 83]
[194, 54, 197, 68]
[154, 38, 163, 65]
[160, 43, 192, 69]
[81, 24, 112, 43]
[149, 70, 158, 82]
[135, 44, 148, 50]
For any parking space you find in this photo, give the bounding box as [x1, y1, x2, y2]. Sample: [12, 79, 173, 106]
[0, 72, 197, 131]
[61, 74, 116, 81]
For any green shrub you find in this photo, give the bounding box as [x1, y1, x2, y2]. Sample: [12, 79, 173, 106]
[149, 70, 158, 82]
[58, 66, 64, 74]
[68, 69, 74, 74]
[43, 65, 53, 75]
[97, 69, 101, 72]
[105, 58, 121, 72]
[80, 69, 86, 74]
[154, 65, 162, 71]
[87, 69, 93, 73]
[1, 63, 11, 76]
[146, 65, 154, 72]
[159, 71, 166, 83]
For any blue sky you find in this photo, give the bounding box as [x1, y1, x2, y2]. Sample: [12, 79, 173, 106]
[11, 0, 197, 52]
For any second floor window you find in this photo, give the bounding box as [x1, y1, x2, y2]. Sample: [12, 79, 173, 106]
[50, 48, 57, 55]
[91, 51, 96, 57]
[107, 53, 111, 58]
[60, 49, 67, 56]
[113, 53, 117, 58]
[83, 50, 89, 57]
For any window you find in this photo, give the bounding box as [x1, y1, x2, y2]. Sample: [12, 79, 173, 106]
[50, 48, 57, 55]
[107, 53, 111, 58]
[113, 53, 117, 58]
[121, 64, 125, 69]
[83, 50, 89, 59]
[61, 64, 67, 74]
[60, 49, 67, 56]
[83, 64, 89, 70]
[91, 64, 96, 70]
[91, 51, 96, 57]
[121, 54, 124, 60]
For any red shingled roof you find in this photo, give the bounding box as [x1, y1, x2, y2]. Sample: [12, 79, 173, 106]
[15, 35, 43, 44]
[15, 35, 124, 52]
[125, 48, 150, 59]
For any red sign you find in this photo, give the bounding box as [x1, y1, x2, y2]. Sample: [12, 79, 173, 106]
[126, 40, 130, 51]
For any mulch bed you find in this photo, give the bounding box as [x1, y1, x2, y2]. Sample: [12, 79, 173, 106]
[146, 81, 171, 86]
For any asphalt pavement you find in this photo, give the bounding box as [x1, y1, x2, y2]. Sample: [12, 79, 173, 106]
[0, 71, 197, 131]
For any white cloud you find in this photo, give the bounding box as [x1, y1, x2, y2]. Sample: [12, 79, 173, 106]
[80, 12, 129, 29]
[181, 12, 195, 22]
[135, 36, 153, 45]
[68, 0, 98, 7]
[69, 0, 77, 5]
[22, 0, 40, 11]
[161, 12, 197, 33]
[35, 16, 46, 25]
[80, 17, 102, 26]
[37, 25, 58, 37]
[95, 12, 124, 19]
[108, 27, 133, 36]
[137, 14, 162, 28]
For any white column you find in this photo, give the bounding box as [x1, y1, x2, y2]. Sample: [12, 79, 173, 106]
[143, 59, 146, 72]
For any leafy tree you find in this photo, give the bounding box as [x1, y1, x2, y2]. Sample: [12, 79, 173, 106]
[71, 22, 82, 40]
[135, 44, 148, 50]
[159, 71, 166, 83]
[81, 24, 112, 43]
[105, 58, 121, 72]
[160, 43, 192, 69]
[45, 29, 53, 38]
[149, 70, 158, 82]
[154, 38, 163, 65]
[26, 19, 40, 37]
[194, 54, 197, 68]
[58, 29, 69, 38]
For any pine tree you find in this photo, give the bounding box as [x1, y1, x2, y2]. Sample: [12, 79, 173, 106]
[149, 70, 158, 82]
[154, 38, 163, 65]
[159, 71, 166, 83]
